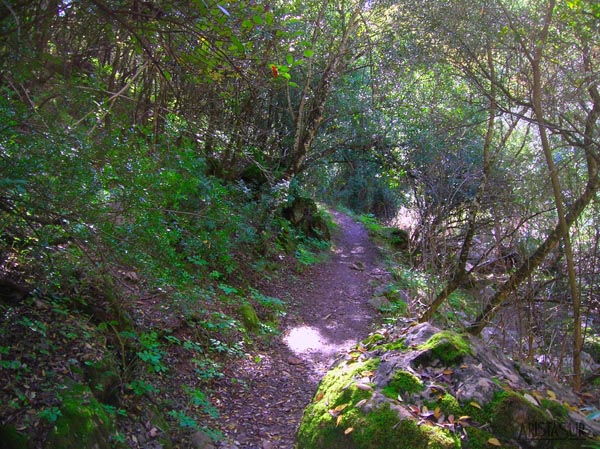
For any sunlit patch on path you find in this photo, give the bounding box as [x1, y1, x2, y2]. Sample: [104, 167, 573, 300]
[284, 325, 357, 357]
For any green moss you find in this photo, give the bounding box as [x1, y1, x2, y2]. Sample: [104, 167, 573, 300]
[46, 383, 115, 449]
[0, 425, 29, 449]
[378, 339, 407, 352]
[464, 426, 519, 449]
[540, 399, 569, 422]
[239, 302, 260, 332]
[298, 400, 456, 449]
[297, 358, 380, 449]
[490, 392, 551, 440]
[362, 333, 386, 348]
[418, 331, 472, 365]
[351, 404, 455, 449]
[383, 370, 424, 399]
[298, 358, 456, 449]
[437, 393, 461, 417]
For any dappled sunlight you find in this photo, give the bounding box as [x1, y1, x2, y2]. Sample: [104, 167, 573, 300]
[284, 325, 357, 357]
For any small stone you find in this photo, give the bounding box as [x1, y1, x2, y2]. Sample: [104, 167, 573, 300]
[191, 431, 216, 449]
[262, 440, 275, 449]
[368, 296, 391, 311]
[350, 261, 366, 271]
[288, 356, 304, 365]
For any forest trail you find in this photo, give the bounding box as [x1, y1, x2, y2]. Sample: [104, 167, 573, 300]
[212, 211, 390, 449]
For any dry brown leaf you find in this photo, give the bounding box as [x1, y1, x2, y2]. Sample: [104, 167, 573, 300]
[355, 399, 368, 408]
[355, 383, 373, 391]
[314, 392, 324, 402]
[547, 390, 557, 400]
[469, 401, 481, 410]
[336, 415, 343, 427]
[487, 437, 501, 446]
[334, 404, 348, 413]
[443, 368, 453, 375]
[344, 427, 354, 435]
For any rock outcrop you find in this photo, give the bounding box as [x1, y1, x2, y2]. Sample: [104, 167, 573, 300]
[297, 321, 600, 449]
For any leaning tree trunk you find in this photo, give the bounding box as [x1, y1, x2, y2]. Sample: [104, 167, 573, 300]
[466, 155, 599, 337]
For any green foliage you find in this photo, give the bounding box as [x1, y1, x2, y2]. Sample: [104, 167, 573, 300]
[127, 380, 159, 396]
[137, 332, 167, 374]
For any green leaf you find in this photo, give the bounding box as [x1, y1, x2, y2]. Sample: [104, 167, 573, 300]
[286, 54, 294, 65]
[231, 36, 245, 54]
[252, 15, 264, 25]
[303, 49, 315, 58]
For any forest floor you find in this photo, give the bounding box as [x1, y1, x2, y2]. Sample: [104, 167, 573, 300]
[211, 211, 391, 449]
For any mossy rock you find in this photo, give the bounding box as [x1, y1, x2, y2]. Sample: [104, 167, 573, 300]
[282, 197, 331, 240]
[0, 424, 30, 449]
[45, 383, 116, 449]
[363, 333, 386, 348]
[489, 392, 587, 448]
[418, 330, 472, 365]
[239, 302, 261, 332]
[297, 358, 455, 449]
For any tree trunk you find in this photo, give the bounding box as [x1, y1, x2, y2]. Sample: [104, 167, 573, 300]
[419, 44, 496, 323]
[284, 3, 363, 177]
[466, 158, 599, 336]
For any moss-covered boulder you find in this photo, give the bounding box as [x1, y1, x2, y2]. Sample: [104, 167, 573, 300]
[45, 383, 116, 449]
[239, 302, 261, 332]
[282, 197, 331, 241]
[297, 355, 456, 449]
[297, 322, 599, 449]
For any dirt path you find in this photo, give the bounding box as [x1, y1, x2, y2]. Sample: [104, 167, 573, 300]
[213, 211, 390, 449]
